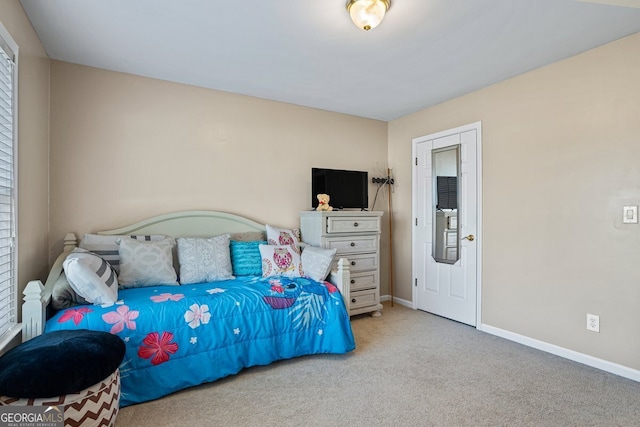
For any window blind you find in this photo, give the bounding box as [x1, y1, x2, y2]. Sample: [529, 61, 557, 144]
[0, 39, 15, 339]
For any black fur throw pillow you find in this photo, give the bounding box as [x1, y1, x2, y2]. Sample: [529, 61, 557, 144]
[0, 329, 125, 398]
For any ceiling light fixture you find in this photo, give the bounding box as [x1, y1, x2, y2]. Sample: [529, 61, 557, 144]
[346, 0, 391, 31]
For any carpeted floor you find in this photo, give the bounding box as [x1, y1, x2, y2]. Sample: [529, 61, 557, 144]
[116, 302, 640, 426]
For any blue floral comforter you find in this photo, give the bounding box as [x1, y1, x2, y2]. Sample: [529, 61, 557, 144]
[45, 276, 355, 406]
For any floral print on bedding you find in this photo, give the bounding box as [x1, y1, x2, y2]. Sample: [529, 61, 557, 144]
[45, 275, 355, 407]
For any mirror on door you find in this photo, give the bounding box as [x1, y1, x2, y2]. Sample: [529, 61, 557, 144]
[432, 145, 460, 264]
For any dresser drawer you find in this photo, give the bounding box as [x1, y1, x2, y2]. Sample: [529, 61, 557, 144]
[325, 235, 377, 255]
[445, 230, 457, 246]
[349, 289, 379, 310]
[333, 253, 377, 273]
[349, 271, 379, 292]
[327, 216, 380, 234]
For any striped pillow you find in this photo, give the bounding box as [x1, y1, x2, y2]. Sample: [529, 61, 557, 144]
[63, 248, 118, 305]
[80, 234, 165, 273]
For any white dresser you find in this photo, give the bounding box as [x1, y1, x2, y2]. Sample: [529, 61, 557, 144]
[300, 211, 383, 317]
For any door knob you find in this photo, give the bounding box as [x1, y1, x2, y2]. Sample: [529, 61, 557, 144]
[462, 234, 475, 241]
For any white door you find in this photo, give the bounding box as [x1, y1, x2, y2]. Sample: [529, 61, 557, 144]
[412, 122, 480, 326]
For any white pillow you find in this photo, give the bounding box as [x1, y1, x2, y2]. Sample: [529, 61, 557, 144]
[80, 233, 166, 273]
[259, 244, 303, 279]
[62, 248, 118, 305]
[118, 238, 179, 288]
[301, 246, 337, 282]
[265, 225, 301, 252]
[177, 235, 235, 285]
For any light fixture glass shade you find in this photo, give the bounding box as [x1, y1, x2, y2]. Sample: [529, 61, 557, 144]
[347, 0, 390, 31]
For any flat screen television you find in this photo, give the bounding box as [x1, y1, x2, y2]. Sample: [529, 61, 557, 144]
[311, 168, 368, 210]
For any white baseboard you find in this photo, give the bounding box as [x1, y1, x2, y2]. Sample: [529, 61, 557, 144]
[482, 323, 640, 383]
[380, 294, 413, 308]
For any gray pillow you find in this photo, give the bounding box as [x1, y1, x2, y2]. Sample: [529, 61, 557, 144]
[177, 235, 234, 285]
[118, 238, 179, 288]
[229, 231, 266, 242]
[51, 272, 88, 310]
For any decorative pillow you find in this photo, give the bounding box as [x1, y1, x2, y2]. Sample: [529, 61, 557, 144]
[62, 248, 118, 305]
[301, 245, 338, 282]
[80, 233, 166, 273]
[118, 238, 179, 288]
[259, 244, 303, 278]
[230, 240, 267, 276]
[229, 231, 266, 242]
[265, 225, 301, 251]
[51, 272, 88, 310]
[177, 235, 235, 285]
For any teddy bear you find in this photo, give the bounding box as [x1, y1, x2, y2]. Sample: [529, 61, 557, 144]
[316, 193, 333, 211]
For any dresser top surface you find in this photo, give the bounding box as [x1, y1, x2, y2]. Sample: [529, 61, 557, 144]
[300, 210, 383, 218]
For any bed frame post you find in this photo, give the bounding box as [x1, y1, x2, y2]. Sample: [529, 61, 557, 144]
[64, 233, 78, 252]
[22, 280, 45, 342]
[329, 258, 351, 312]
[22, 232, 79, 342]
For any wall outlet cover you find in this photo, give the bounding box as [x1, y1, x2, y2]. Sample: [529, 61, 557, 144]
[587, 313, 600, 333]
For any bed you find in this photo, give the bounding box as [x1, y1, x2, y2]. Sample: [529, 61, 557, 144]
[22, 211, 355, 407]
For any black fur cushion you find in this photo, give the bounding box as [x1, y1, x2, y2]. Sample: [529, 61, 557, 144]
[0, 329, 125, 398]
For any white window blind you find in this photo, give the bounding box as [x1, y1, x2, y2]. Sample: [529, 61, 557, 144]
[0, 36, 16, 340]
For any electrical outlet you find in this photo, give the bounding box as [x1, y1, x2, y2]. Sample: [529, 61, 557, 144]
[586, 313, 600, 332]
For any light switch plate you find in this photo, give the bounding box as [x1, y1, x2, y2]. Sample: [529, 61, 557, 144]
[623, 206, 638, 224]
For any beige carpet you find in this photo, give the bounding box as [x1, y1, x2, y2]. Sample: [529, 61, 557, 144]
[116, 302, 640, 426]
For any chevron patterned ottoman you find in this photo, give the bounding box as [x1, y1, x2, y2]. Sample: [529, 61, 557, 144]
[0, 330, 125, 427]
[0, 370, 121, 426]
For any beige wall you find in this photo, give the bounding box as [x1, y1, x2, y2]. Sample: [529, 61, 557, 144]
[49, 61, 390, 291]
[389, 32, 640, 370]
[0, 2, 50, 305]
[16, 0, 639, 373]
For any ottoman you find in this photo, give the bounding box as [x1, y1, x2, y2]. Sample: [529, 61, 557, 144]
[0, 329, 125, 427]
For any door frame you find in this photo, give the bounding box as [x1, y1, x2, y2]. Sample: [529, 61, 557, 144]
[411, 121, 483, 329]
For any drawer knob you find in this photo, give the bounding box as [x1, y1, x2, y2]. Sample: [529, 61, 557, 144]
[351, 298, 356, 303]
[350, 279, 355, 284]
[350, 242, 355, 247]
[351, 261, 356, 266]
[354, 222, 359, 227]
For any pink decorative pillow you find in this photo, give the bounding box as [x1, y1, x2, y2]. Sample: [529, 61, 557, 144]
[265, 225, 301, 252]
[259, 245, 303, 278]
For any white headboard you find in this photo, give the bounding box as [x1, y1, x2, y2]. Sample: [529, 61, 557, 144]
[98, 210, 265, 237]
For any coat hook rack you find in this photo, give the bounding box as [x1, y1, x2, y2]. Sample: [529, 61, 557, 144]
[370, 168, 395, 307]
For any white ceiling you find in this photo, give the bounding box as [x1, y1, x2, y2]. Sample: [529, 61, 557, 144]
[19, 0, 640, 121]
